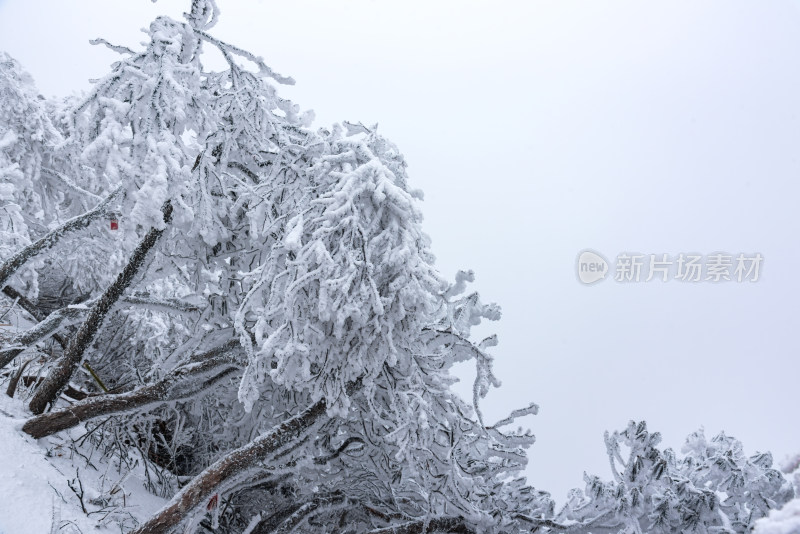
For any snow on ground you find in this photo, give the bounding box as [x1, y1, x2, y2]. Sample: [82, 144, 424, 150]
[0, 394, 167, 534]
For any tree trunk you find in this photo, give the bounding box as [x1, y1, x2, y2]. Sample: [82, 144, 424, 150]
[22, 351, 238, 438]
[131, 379, 362, 534]
[28, 201, 173, 415]
[131, 397, 327, 534]
[0, 187, 121, 289]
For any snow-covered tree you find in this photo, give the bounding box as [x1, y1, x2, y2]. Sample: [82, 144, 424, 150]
[557, 421, 792, 533]
[0, 1, 793, 533]
[754, 454, 800, 534]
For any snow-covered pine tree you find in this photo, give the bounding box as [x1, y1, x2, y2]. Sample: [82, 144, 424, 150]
[0, 1, 793, 533]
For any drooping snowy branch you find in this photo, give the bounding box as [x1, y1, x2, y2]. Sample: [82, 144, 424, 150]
[0, 300, 91, 370]
[0, 186, 122, 290]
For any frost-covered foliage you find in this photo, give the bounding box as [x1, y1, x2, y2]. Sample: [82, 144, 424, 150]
[0, 1, 550, 530]
[0, 52, 62, 295]
[0, 1, 793, 533]
[753, 454, 800, 534]
[558, 422, 793, 533]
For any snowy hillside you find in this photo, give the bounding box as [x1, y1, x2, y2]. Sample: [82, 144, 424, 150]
[0, 395, 166, 534]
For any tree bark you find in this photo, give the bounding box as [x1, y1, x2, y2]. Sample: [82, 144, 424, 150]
[22, 352, 238, 439]
[5, 357, 34, 397]
[0, 187, 121, 289]
[130, 380, 360, 534]
[28, 201, 173, 415]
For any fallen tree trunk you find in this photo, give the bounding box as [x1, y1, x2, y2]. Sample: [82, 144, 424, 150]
[22, 345, 239, 439]
[130, 380, 361, 534]
[28, 201, 173, 415]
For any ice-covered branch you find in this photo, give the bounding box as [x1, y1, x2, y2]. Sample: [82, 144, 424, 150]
[1, 285, 68, 349]
[0, 186, 122, 289]
[265, 492, 347, 534]
[0, 300, 91, 370]
[121, 295, 201, 314]
[194, 30, 295, 85]
[88, 38, 136, 56]
[41, 167, 103, 203]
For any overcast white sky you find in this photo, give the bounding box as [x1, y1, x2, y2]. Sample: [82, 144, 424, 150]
[1, 0, 799, 503]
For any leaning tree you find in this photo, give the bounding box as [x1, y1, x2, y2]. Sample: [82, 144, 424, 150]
[0, 1, 792, 533]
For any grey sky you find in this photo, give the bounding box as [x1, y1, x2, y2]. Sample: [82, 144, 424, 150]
[1, 0, 798, 502]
